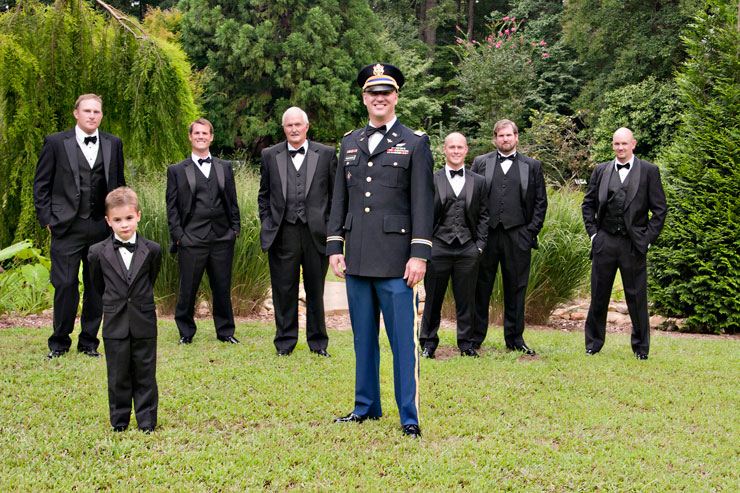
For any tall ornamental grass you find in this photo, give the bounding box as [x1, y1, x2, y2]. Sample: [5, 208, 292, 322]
[136, 167, 270, 315]
[443, 187, 591, 324]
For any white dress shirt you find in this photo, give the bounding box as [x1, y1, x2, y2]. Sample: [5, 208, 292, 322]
[615, 156, 634, 183]
[192, 153, 212, 178]
[368, 116, 397, 153]
[288, 141, 308, 171]
[114, 232, 136, 270]
[75, 126, 100, 168]
[499, 152, 516, 175]
[445, 164, 465, 197]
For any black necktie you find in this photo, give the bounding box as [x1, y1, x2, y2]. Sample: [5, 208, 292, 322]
[366, 125, 387, 136]
[83, 136, 97, 145]
[449, 168, 464, 178]
[198, 157, 212, 165]
[289, 147, 305, 158]
[617, 162, 631, 171]
[114, 239, 135, 253]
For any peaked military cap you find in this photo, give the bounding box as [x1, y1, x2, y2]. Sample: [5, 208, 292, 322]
[357, 63, 405, 92]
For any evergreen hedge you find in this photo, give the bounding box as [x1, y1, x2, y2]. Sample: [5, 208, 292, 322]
[648, 0, 740, 333]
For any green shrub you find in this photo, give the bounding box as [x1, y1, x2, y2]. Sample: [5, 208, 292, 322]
[648, 1, 740, 334]
[0, 241, 53, 315]
[135, 166, 270, 316]
[443, 187, 591, 324]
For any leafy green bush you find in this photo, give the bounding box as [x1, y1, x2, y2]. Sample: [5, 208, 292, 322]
[135, 166, 270, 315]
[0, 241, 53, 315]
[648, 0, 740, 334]
[443, 187, 591, 324]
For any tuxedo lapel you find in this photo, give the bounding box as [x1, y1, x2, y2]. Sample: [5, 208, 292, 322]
[127, 240, 150, 286]
[305, 143, 319, 194]
[517, 155, 529, 197]
[598, 162, 612, 206]
[63, 133, 81, 192]
[213, 159, 225, 192]
[435, 170, 447, 205]
[485, 154, 496, 188]
[184, 161, 196, 196]
[625, 158, 642, 209]
[102, 240, 127, 283]
[101, 134, 112, 185]
[464, 170, 474, 210]
[276, 147, 288, 200]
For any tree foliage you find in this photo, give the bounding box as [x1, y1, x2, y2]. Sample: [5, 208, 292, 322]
[178, 0, 382, 152]
[0, 0, 199, 249]
[648, 0, 740, 333]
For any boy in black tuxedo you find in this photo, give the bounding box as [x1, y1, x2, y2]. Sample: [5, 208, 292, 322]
[88, 187, 162, 433]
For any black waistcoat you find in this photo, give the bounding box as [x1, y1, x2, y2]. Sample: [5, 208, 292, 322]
[434, 178, 472, 246]
[186, 165, 229, 239]
[602, 168, 629, 236]
[284, 157, 307, 225]
[488, 159, 525, 229]
[77, 146, 106, 220]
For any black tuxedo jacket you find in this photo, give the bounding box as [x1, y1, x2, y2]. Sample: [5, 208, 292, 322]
[432, 168, 489, 252]
[33, 128, 126, 235]
[470, 151, 548, 249]
[581, 157, 667, 255]
[165, 157, 241, 253]
[258, 140, 338, 254]
[88, 236, 162, 339]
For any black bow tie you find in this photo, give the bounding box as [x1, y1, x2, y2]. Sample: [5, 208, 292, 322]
[498, 153, 514, 162]
[114, 239, 135, 252]
[83, 136, 97, 145]
[366, 125, 387, 136]
[289, 147, 306, 158]
[449, 168, 464, 178]
[197, 157, 212, 165]
[617, 162, 631, 171]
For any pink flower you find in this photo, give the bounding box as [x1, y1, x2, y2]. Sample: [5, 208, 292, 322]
[487, 35, 493, 42]
[495, 41, 502, 49]
[527, 59, 532, 64]
[514, 53, 518, 57]
[504, 29, 510, 35]
[472, 39, 477, 43]
[511, 27, 517, 32]
[532, 42, 536, 47]
[503, 16, 509, 21]
[498, 32, 503, 37]
[511, 17, 515, 22]
[466, 42, 471, 47]
[456, 39, 462, 44]
[542, 53, 549, 58]
[540, 40, 547, 46]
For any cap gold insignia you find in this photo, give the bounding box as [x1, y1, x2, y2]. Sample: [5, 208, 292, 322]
[373, 64, 385, 76]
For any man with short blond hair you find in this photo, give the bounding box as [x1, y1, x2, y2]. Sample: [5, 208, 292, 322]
[166, 119, 241, 345]
[34, 93, 126, 360]
[258, 106, 337, 357]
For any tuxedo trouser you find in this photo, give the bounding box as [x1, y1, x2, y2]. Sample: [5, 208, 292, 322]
[268, 222, 329, 352]
[472, 224, 532, 347]
[420, 240, 480, 352]
[48, 216, 108, 351]
[174, 237, 235, 338]
[104, 336, 158, 429]
[585, 231, 650, 355]
[346, 275, 420, 426]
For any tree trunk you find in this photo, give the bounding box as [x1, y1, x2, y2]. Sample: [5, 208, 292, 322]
[467, 0, 474, 40]
[418, 0, 437, 47]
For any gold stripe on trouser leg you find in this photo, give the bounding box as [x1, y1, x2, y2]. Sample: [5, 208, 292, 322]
[412, 283, 420, 422]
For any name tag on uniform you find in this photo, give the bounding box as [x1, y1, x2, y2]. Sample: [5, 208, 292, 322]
[387, 146, 409, 155]
[344, 155, 356, 162]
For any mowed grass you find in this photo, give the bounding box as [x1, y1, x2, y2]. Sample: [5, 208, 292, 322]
[1, 321, 739, 491]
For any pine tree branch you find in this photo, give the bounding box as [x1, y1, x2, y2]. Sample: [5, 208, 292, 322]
[93, 0, 147, 39]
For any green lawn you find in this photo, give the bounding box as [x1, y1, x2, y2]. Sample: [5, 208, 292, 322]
[1, 321, 738, 490]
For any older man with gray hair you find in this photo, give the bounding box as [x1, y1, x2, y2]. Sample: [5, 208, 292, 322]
[258, 106, 338, 357]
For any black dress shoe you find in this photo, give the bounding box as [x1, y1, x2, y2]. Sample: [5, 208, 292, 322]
[634, 353, 648, 360]
[311, 348, 331, 357]
[585, 349, 598, 355]
[472, 342, 482, 350]
[507, 343, 536, 355]
[277, 349, 292, 356]
[140, 426, 155, 434]
[460, 348, 479, 358]
[45, 349, 68, 360]
[402, 424, 422, 438]
[78, 346, 101, 358]
[217, 336, 240, 344]
[179, 336, 193, 345]
[334, 412, 379, 423]
[421, 347, 435, 359]
[112, 426, 127, 432]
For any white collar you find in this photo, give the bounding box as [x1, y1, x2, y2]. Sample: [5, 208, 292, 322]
[114, 232, 137, 244]
[368, 116, 397, 130]
[288, 140, 309, 152]
[75, 125, 99, 142]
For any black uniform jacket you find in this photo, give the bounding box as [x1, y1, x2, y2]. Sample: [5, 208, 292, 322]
[326, 120, 434, 277]
[88, 236, 162, 339]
